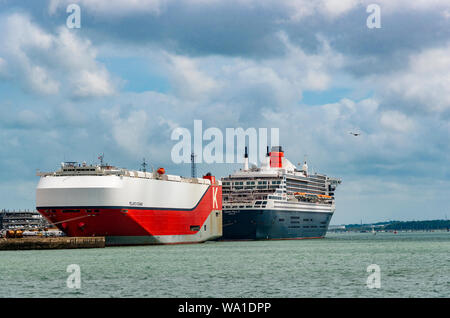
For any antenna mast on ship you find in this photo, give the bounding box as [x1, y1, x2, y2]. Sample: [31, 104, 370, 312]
[141, 158, 147, 172]
[98, 153, 104, 166]
[191, 152, 197, 178]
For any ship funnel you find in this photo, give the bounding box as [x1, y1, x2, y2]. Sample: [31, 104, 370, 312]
[203, 173, 216, 185]
[270, 146, 284, 168]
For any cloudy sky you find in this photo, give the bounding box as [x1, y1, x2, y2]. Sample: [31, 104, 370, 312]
[0, 0, 449, 224]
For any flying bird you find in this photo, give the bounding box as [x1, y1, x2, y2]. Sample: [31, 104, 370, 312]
[349, 131, 361, 136]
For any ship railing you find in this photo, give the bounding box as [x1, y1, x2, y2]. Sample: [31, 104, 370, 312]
[36, 169, 128, 177]
[37, 169, 220, 185]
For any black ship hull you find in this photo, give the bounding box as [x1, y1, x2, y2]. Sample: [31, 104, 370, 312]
[222, 209, 333, 240]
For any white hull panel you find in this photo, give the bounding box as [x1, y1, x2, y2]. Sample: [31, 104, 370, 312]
[36, 176, 209, 209]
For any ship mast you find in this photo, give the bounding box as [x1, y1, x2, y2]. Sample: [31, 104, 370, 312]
[191, 152, 197, 178]
[141, 158, 147, 172]
[98, 153, 104, 166]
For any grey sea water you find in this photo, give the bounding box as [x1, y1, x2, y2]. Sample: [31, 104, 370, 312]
[0, 232, 448, 298]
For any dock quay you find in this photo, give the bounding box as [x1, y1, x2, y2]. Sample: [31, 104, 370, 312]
[0, 237, 105, 250]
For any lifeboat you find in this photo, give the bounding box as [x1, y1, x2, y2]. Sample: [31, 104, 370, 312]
[294, 192, 333, 203]
[5, 230, 23, 238]
[294, 192, 317, 198]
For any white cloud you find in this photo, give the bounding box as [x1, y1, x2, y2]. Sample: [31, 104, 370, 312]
[99, 93, 181, 160]
[159, 32, 343, 107]
[380, 44, 450, 112]
[45, 0, 450, 28]
[0, 13, 115, 98]
[369, 0, 450, 13]
[276, 33, 343, 91]
[259, 96, 420, 172]
[444, 9, 450, 19]
[71, 69, 115, 97]
[165, 53, 221, 100]
[104, 108, 150, 156]
[48, 0, 165, 16]
[27, 65, 60, 95]
[0, 14, 57, 94]
[335, 176, 450, 223]
[321, 0, 361, 18]
[379, 110, 415, 132]
[48, 0, 448, 24]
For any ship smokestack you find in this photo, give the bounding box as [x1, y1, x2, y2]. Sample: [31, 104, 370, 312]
[270, 146, 284, 168]
[244, 146, 249, 171]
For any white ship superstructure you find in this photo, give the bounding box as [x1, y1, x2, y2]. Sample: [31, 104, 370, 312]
[221, 146, 341, 240]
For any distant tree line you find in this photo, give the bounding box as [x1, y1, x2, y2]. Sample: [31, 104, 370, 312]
[384, 220, 450, 231]
[341, 219, 450, 231]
